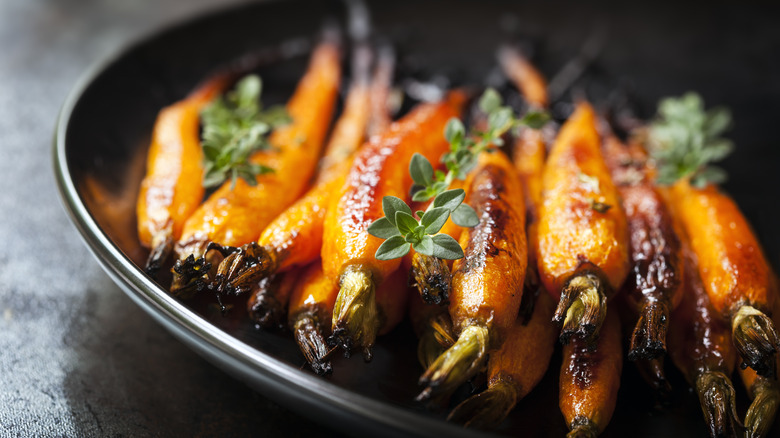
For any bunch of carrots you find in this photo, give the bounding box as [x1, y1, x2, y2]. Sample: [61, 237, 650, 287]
[135, 30, 780, 437]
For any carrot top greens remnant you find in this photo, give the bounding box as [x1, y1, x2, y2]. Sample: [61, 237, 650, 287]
[368, 88, 549, 261]
[647, 92, 733, 188]
[200, 75, 291, 189]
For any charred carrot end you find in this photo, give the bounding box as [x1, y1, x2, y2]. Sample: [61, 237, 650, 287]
[411, 252, 452, 305]
[329, 265, 379, 361]
[694, 371, 743, 438]
[247, 276, 283, 329]
[170, 254, 211, 297]
[635, 357, 672, 397]
[629, 301, 670, 361]
[292, 308, 333, 376]
[417, 313, 455, 369]
[447, 377, 518, 428]
[745, 376, 780, 438]
[732, 305, 780, 378]
[567, 417, 600, 438]
[417, 325, 489, 402]
[554, 273, 607, 346]
[211, 242, 276, 295]
[145, 233, 173, 277]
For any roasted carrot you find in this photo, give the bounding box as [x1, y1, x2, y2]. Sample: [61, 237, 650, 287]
[559, 307, 622, 438]
[169, 39, 341, 295]
[323, 92, 466, 359]
[408, 286, 455, 369]
[669, 179, 779, 377]
[366, 45, 395, 138]
[602, 136, 683, 360]
[668, 246, 742, 438]
[418, 151, 527, 400]
[537, 102, 629, 345]
[739, 366, 780, 438]
[136, 73, 231, 275]
[246, 273, 298, 329]
[448, 293, 557, 428]
[497, 45, 548, 109]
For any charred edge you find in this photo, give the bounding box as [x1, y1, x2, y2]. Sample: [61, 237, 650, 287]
[694, 371, 744, 438]
[636, 358, 672, 398]
[214, 243, 275, 295]
[447, 378, 518, 429]
[567, 416, 599, 438]
[293, 311, 333, 376]
[732, 306, 780, 378]
[518, 276, 542, 325]
[170, 255, 212, 298]
[555, 274, 607, 347]
[328, 266, 378, 362]
[628, 301, 670, 361]
[745, 377, 780, 438]
[145, 234, 173, 277]
[411, 253, 452, 305]
[247, 284, 285, 330]
[416, 325, 489, 402]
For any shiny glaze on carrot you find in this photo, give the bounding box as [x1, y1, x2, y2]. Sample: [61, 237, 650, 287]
[136, 74, 230, 249]
[175, 42, 340, 259]
[321, 91, 466, 283]
[559, 308, 622, 437]
[449, 151, 527, 345]
[537, 102, 629, 299]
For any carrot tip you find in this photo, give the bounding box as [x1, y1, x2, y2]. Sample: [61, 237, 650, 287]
[555, 274, 607, 346]
[329, 266, 378, 361]
[417, 325, 489, 401]
[732, 305, 780, 378]
[695, 371, 744, 438]
[145, 233, 173, 277]
[447, 378, 518, 429]
[567, 416, 599, 438]
[628, 301, 670, 361]
[292, 310, 333, 376]
[210, 242, 275, 295]
[170, 254, 211, 298]
[410, 253, 452, 305]
[745, 376, 780, 438]
[247, 279, 285, 330]
[636, 357, 672, 398]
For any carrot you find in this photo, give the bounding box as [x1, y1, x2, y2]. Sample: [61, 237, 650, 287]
[447, 293, 557, 428]
[537, 102, 629, 345]
[669, 179, 779, 377]
[559, 307, 622, 438]
[497, 45, 548, 109]
[323, 92, 466, 359]
[136, 73, 231, 275]
[170, 40, 341, 295]
[408, 286, 455, 369]
[246, 273, 298, 329]
[602, 136, 683, 360]
[366, 45, 396, 138]
[418, 151, 527, 400]
[667, 244, 742, 437]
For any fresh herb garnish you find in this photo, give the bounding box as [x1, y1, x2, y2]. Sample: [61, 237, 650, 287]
[367, 88, 549, 261]
[647, 92, 733, 188]
[200, 75, 291, 189]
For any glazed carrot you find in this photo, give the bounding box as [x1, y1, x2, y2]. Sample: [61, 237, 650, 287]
[602, 136, 683, 360]
[136, 73, 231, 275]
[170, 40, 341, 294]
[669, 179, 779, 377]
[668, 246, 741, 438]
[559, 308, 622, 438]
[418, 151, 527, 400]
[246, 273, 298, 329]
[537, 102, 629, 345]
[448, 293, 557, 428]
[366, 45, 395, 138]
[497, 45, 548, 109]
[323, 92, 466, 359]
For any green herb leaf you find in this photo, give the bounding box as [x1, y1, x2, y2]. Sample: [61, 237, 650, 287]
[421, 207, 450, 234]
[452, 203, 479, 227]
[410, 153, 434, 187]
[691, 166, 728, 188]
[478, 88, 502, 114]
[395, 211, 419, 236]
[413, 235, 435, 256]
[375, 236, 412, 260]
[431, 234, 464, 260]
[412, 189, 435, 202]
[383, 196, 412, 227]
[367, 217, 401, 239]
[444, 118, 465, 143]
[518, 110, 550, 130]
[432, 188, 466, 211]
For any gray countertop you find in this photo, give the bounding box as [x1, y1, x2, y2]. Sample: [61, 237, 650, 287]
[0, 0, 338, 435]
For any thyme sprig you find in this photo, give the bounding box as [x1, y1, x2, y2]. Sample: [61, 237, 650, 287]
[647, 92, 733, 188]
[367, 88, 549, 261]
[201, 75, 291, 189]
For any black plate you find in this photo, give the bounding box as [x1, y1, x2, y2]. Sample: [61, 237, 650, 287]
[54, 1, 780, 436]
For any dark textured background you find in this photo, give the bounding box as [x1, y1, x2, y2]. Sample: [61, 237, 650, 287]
[3, 0, 780, 436]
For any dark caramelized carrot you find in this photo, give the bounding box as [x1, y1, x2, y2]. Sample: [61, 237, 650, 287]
[246, 273, 298, 329]
[669, 180, 779, 377]
[602, 136, 683, 360]
[418, 151, 527, 400]
[739, 366, 779, 438]
[448, 293, 557, 428]
[170, 40, 341, 295]
[322, 92, 466, 359]
[136, 73, 231, 275]
[559, 308, 622, 438]
[668, 245, 742, 438]
[537, 102, 629, 345]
